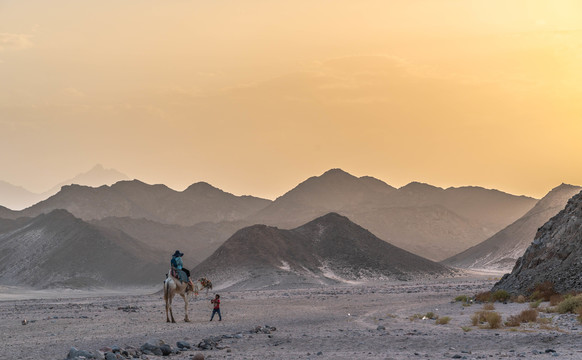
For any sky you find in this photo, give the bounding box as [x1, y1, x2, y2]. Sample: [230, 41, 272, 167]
[1, 0, 582, 199]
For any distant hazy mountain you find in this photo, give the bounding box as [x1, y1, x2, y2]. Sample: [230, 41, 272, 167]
[14, 180, 271, 226]
[348, 205, 487, 262]
[443, 184, 582, 271]
[248, 169, 537, 261]
[0, 210, 166, 288]
[42, 164, 130, 198]
[493, 189, 582, 295]
[193, 213, 453, 290]
[0, 181, 40, 211]
[91, 216, 250, 266]
[0, 164, 129, 210]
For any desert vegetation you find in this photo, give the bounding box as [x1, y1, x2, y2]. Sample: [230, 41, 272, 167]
[505, 309, 538, 327]
[435, 316, 451, 325]
[471, 310, 502, 329]
[554, 294, 582, 314]
[529, 281, 558, 302]
[473, 290, 510, 303]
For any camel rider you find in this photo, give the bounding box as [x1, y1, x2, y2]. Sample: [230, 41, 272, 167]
[171, 250, 194, 290]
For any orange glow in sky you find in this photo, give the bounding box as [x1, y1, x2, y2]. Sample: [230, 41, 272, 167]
[1, 1, 581, 199]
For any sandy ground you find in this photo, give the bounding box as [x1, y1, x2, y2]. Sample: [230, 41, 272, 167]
[1, 277, 581, 360]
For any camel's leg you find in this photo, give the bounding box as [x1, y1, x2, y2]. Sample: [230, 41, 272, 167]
[166, 287, 176, 323]
[164, 283, 171, 323]
[169, 296, 176, 323]
[181, 294, 190, 322]
[165, 299, 170, 323]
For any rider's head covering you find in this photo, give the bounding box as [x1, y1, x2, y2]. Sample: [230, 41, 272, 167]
[172, 250, 184, 257]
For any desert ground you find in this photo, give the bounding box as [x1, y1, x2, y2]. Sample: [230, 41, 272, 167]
[1, 276, 581, 360]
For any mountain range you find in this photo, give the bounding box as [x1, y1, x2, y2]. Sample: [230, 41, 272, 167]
[192, 213, 453, 290]
[9, 180, 270, 226]
[443, 184, 582, 271]
[0, 168, 539, 262]
[248, 169, 537, 260]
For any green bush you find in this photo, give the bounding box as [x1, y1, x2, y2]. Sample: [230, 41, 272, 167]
[556, 294, 582, 314]
[455, 295, 470, 303]
[491, 290, 511, 302]
[425, 312, 436, 320]
[530, 299, 543, 309]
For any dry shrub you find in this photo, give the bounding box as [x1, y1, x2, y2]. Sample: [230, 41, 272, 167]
[505, 315, 521, 327]
[518, 309, 538, 323]
[556, 294, 582, 314]
[436, 316, 451, 325]
[529, 299, 542, 309]
[472, 310, 500, 327]
[482, 303, 495, 311]
[549, 294, 565, 306]
[409, 314, 423, 321]
[475, 291, 492, 303]
[516, 295, 526, 303]
[485, 311, 502, 329]
[576, 306, 582, 324]
[537, 317, 552, 325]
[471, 311, 486, 326]
[530, 281, 557, 301]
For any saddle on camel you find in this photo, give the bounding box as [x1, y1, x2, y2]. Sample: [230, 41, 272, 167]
[170, 250, 194, 290]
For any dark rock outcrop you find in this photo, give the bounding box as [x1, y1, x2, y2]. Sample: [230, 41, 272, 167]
[492, 190, 582, 295]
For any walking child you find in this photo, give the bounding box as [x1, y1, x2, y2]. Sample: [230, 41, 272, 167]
[210, 294, 221, 321]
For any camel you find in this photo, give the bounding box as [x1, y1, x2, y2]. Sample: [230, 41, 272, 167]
[193, 277, 213, 297]
[163, 269, 194, 323]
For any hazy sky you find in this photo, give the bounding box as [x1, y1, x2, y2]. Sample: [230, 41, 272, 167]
[1, 0, 581, 199]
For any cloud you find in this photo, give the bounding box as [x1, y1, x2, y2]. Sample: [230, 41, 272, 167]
[0, 33, 34, 52]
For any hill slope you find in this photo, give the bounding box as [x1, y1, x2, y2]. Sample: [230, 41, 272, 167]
[91, 216, 248, 267]
[443, 184, 582, 271]
[0, 210, 166, 288]
[492, 190, 582, 295]
[193, 213, 453, 290]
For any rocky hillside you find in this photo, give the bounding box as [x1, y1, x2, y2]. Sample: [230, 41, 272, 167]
[193, 213, 453, 290]
[443, 184, 582, 271]
[0, 210, 166, 288]
[492, 190, 582, 295]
